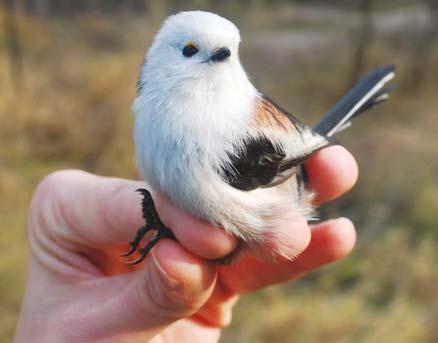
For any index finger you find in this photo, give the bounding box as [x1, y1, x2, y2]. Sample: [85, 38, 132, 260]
[32, 170, 238, 260]
[305, 145, 358, 204]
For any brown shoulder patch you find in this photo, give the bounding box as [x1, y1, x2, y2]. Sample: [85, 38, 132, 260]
[252, 96, 302, 132]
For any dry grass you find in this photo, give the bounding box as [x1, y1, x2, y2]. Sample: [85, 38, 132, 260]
[0, 4, 437, 342]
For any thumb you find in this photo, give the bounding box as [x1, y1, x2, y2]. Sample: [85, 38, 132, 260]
[82, 240, 217, 340]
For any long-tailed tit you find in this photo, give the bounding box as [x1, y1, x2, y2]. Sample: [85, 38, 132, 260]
[122, 11, 395, 264]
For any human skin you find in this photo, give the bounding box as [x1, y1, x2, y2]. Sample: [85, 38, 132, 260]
[15, 145, 358, 343]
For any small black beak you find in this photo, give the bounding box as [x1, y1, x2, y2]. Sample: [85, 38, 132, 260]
[210, 47, 231, 63]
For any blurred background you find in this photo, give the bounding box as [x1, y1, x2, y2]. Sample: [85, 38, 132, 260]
[1, 0, 437, 342]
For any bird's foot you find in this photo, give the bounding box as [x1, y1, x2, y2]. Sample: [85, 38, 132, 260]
[121, 188, 175, 265]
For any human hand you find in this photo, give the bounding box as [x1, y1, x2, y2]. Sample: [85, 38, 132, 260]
[15, 145, 357, 343]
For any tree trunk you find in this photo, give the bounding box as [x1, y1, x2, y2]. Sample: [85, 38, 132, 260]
[409, 0, 438, 87]
[349, 0, 374, 86]
[3, 0, 24, 91]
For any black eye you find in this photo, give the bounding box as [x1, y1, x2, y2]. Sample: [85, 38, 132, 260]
[183, 43, 198, 57]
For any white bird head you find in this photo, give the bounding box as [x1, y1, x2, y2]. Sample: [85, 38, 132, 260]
[136, 11, 246, 96]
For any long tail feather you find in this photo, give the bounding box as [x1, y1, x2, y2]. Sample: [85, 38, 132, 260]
[314, 65, 396, 137]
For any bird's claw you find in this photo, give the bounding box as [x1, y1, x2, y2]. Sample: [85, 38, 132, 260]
[120, 245, 136, 257]
[121, 188, 176, 264]
[125, 233, 161, 265]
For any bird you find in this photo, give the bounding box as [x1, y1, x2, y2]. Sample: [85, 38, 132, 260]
[122, 11, 396, 265]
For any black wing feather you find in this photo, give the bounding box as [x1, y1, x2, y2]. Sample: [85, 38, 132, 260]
[222, 136, 312, 191]
[221, 96, 317, 191]
[223, 136, 286, 191]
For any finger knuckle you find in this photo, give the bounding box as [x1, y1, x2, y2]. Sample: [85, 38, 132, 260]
[28, 170, 85, 231]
